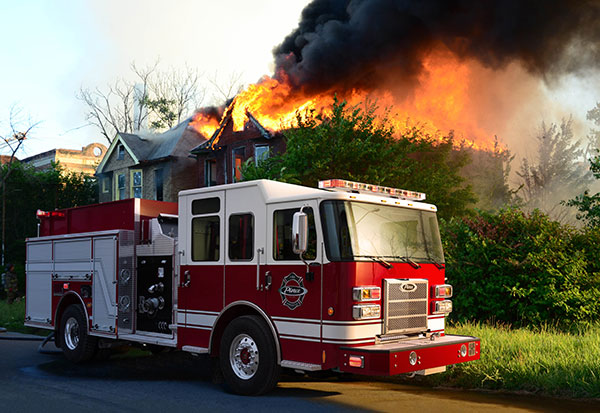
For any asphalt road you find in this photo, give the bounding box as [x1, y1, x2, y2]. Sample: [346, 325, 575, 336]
[0, 332, 596, 412]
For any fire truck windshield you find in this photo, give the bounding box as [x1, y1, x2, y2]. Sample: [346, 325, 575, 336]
[320, 200, 444, 264]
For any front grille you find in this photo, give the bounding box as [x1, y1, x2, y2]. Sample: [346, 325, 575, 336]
[383, 279, 428, 335]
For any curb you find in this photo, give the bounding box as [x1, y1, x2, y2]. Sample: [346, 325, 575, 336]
[0, 330, 45, 341]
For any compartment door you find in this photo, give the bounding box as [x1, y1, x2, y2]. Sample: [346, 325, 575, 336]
[25, 241, 53, 325]
[92, 236, 118, 333]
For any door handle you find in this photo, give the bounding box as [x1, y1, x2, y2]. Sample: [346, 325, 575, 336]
[182, 270, 191, 288]
[265, 271, 272, 291]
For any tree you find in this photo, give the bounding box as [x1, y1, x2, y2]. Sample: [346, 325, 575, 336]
[78, 62, 205, 144]
[516, 117, 592, 221]
[2, 162, 98, 267]
[208, 70, 245, 105]
[242, 97, 476, 219]
[565, 102, 600, 226]
[0, 106, 39, 266]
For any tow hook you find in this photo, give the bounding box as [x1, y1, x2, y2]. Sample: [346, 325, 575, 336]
[430, 332, 440, 341]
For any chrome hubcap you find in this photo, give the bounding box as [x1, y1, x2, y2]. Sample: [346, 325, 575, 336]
[229, 333, 259, 380]
[64, 317, 80, 350]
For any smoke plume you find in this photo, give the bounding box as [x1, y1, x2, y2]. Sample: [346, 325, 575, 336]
[274, 0, 600, 94]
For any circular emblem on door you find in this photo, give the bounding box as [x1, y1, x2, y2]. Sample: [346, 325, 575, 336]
[279, 272, 308, 310]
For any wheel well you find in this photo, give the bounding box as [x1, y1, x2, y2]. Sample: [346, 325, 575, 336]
[54, 293, 88, 346]
[209, 303, 280, 362]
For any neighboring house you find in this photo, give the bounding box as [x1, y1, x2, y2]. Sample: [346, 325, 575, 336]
[190, 106, 285, 186]
[0, 155, 15, 164]
[96, 118, 206, 203]
[20, 143, 107, 174]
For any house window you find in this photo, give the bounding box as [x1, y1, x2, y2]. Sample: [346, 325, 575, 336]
[102, 177, 110, 193]
[205, 159, 217, 187]
[116, 173, 126, 200]
[254, 145, 269, 165]
[229, 214, 254, 261]
[117, 144, 125, 160]
[155, 168, 164, 201]
[232, 147, 245, 182]
[131, 170, 142, 198]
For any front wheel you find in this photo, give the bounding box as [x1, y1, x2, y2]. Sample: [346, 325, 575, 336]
[219, 315, 280, 395]
[60, 305, 97, 362]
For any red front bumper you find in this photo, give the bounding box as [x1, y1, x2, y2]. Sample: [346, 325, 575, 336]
[339, 334, 480, 376]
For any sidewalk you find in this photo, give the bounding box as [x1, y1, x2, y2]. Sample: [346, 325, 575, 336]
[0, 329, 45, 340]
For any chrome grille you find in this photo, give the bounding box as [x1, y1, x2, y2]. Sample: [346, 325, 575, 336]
[384, 279, 428, 334]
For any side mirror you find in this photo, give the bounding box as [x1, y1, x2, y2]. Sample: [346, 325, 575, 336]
[292, 211, 308, 254]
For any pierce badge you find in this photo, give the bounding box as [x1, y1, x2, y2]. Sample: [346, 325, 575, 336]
[278, 272, 308, 310]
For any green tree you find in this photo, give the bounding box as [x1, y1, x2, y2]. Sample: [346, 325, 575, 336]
[2, 162, 98, 267]
[242, 97, 476, 219]
[517, 118, 592, 221]
[566, 103, 600, 226]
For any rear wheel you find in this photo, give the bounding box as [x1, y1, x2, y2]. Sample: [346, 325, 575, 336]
[219, 315, 280, 395]
[60, 305, 97, 362]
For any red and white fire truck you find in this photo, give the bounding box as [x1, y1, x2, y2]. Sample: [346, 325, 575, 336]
[25, 179, 480, 395]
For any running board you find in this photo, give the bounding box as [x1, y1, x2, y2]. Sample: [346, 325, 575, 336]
[182, 345, 209, 354]
[280, 360, 322, 371]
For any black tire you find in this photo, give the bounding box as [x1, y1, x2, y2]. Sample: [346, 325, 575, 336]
[219, 315, 280, 395]
[59, 304, 97, 363]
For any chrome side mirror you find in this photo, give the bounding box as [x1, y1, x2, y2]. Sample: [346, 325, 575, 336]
[292, 211, 308, 254]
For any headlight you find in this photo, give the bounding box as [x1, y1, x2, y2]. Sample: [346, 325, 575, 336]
[352, 304, 381, 320]
[352, 286, 381, 301]
[433, 300, 453, 314]
[434, 284, 453, 298]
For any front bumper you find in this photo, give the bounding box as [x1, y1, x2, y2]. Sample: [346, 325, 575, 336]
[339, 334, 480, 376]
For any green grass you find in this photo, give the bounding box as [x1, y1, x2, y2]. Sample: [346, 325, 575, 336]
[400, 322, 600, 399]
[0, 299, 48, 335]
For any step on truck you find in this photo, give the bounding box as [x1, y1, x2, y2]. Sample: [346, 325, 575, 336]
[25, 179, 480, 395]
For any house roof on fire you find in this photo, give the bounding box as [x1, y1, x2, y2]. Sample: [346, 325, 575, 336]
[190, 104, 272, 155]
[96, 117, 206, 174]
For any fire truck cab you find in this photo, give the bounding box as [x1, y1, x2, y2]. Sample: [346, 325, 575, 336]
[25, 179, 480, 395]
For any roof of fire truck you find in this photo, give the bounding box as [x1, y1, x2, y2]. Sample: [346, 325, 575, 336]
[179, 179, 437, 212]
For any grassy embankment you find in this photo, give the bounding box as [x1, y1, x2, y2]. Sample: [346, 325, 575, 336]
[394, 322, 600, 399]
[0, 299, 49, 335]
[2, 300, 599, 398]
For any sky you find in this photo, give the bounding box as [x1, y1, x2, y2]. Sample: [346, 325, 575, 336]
[0, 0, 312, 158]
[1, 0, 598, 161]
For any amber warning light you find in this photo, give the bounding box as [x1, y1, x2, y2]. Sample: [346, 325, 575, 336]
[319, 179, 426, 201]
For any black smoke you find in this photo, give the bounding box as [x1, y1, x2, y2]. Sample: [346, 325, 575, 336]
[273, 0, 600, 94]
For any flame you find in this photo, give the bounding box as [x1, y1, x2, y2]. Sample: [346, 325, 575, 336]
[189, 112, 221, 139]
[190, 47, 498, 151]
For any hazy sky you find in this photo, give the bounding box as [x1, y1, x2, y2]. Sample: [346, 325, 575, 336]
[0, 0, 312, 157]
[1, 0, 598, 160]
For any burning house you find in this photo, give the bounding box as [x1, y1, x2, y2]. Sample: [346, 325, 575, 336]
[189, 105, 285, 187]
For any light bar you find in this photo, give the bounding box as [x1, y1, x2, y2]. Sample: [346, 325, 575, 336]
[36, 210, 65, 218]
[319, 179, 426, 201]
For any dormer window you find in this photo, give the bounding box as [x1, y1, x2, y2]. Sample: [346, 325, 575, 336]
[117, 144, 125, 160]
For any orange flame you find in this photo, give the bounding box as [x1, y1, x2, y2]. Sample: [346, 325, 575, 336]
[191, 47, 498, 151]
[189, 112, 221, 139]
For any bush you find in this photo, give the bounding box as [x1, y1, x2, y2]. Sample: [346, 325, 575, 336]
[442, 208, 600, 329]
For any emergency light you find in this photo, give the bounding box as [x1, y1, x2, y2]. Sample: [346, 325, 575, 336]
[319, 179, 426, 201]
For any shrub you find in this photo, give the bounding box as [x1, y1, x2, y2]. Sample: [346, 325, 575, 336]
[442, 208, 600, 329]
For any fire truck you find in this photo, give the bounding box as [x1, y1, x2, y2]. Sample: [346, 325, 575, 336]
[25, 179, 480, 395]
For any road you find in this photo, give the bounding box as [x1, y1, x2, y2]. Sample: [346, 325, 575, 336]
[0, 332, 596, 412]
